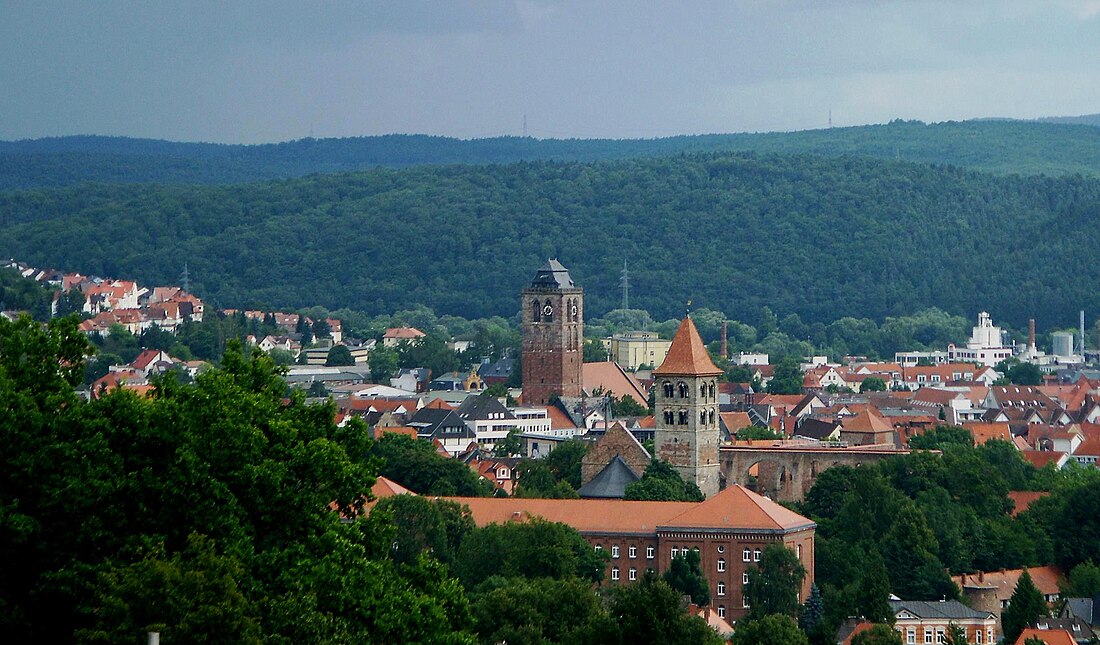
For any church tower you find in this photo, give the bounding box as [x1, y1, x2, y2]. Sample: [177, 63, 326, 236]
[653, 316, 723, 497]
[521, 260, 584, 405]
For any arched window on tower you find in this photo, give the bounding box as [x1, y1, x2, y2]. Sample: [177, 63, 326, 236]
[700, 383, 707, 399]
[663, 381, 674, 398]
[709, 382, 716, 398]
[678, 410, 688, 425]
[532, 299, 541, 322]
[678, 382, 689, 398]
[700, 410, 707, 425]
[709, 409, 716, 425]
[664, 410, 675, 424]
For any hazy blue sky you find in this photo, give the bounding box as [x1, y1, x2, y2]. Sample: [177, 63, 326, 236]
[3, 1, 1100, 143]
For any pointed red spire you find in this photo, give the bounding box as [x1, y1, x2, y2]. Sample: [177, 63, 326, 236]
[653, 317, 722, 376]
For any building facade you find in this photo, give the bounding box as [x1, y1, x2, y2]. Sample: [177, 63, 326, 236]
[521, 260, 584, 405]
[653, 317, 724, 497]
[448, 483, 816, 623]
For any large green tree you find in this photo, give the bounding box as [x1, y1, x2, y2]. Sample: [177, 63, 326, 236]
[744, 544, 807, 620]
[624, 459, 705, 502]
[454, 519, 607, 589]
[1001, 570, 1049, 645]
[731, 614, 808, 645]
[663, 549, 710, 606]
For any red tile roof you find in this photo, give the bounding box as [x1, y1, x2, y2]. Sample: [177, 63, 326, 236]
[583, 361, 649, 406]
[1007, 491, 1049, 517]
[1015, 628, 1076, 645]
[652, 317, 722, 377]
[963, 422, 1012, 445]
[449, 484, 813, 535]
[953, 565, 1062, 601]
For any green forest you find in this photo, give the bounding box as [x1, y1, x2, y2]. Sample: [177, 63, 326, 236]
[4, 150, 1100, 329]
[3, 118, 1100, 189]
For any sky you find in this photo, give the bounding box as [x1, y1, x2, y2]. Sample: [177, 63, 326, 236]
[2, 0, 1100, 144]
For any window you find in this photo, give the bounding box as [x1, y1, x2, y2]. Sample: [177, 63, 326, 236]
[629, 545, 637, 559]
[753, 549, 761, 562]
[629, 567, 637, 581]
[678, 382, 689, 398]
[646, 546, 655, 559]
[611, 567, 619, 581]
[743, 548, 751, 562]
[709, 409, 715, 424]
[700, 410, 707, 425]
[717, 582, 726, 597]
[611, 545, 619, 559]
[975, 630, 982, 643]
[678, 410, 688, 425]
[907, 628, 915, 644]
[664, 410, 674, 424]
[594, 545, 602, 552]
[936, 628, 944, 643]
[797, 544, 802, 561]
[717, 605, 726, 619]
[743, 572, 750, 585]
[663, 381, 674, 398]
[672, 548, 680, 559]
[717, 558, 726, 572]
[717, 545, 725, 554]
[924, 629, 933, 644]
[743, 595, 749, 608]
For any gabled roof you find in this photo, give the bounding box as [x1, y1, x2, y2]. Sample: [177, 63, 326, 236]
[384, 326, 426, 340]
[371, 476, 414, 500]
[889, 599, 993, 621]
[583, 361, 649, 406]
[660, 484, 816, 532]
[652, 317, 722, 377]
[1014, 628, 1077, 645]
[577, 455, 641, 499]
[842, 410, 893, 433]
[456, 394, 516, 421]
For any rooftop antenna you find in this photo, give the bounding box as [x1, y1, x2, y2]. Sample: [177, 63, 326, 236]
[828, 108, 832, 129]
[619, 260, 630, 310]
[180, 263, 190, 292]
[523, 113, 528, 138]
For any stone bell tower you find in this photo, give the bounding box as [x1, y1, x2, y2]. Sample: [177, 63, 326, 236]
[521, 259, 583, 405]
[653, 316, 723, 497]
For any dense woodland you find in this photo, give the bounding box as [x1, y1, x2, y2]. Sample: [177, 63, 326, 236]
[4, 119, 1100, 189]
[5, 151, 1100, 330]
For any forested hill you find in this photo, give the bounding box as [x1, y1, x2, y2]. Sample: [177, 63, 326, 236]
[5, 119, 1100, 189]
[4, 151, 1100, 328]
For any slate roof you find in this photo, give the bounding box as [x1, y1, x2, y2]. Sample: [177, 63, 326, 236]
[477, 357, 515, 379]
[890, 599, 993, 621]
[652, 317, 722, 377]
[407, 408, 474, 439]
[577, 455, 641, 499]
[1065, 597, 1097, 625]
[795, 417, 842, 440]
[456, 394, 516, 421]
[528, 259, 576, 289]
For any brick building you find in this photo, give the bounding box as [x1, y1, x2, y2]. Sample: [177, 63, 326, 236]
[450, 483, 815, 622]
[521, 260, 584, 405]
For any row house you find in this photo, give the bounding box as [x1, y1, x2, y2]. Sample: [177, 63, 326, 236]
[82, 280, 147, 315]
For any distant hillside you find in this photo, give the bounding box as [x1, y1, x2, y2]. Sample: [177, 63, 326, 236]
[4, 119, 1100, 189]
[1038, 113, 1100, 127]
[2, 151, 1099, 328]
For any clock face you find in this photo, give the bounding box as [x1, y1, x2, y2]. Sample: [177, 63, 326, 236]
[543, 304, 553, 316]
[570, 304, 578, 317]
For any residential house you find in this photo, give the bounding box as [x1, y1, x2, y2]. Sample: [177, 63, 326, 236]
[383, 326, 426, 348]
[604, 330, 673, 371]
[1014, 628, 1078, 645]
[406, 407, 476, 456]
[477, 357, 516, 386]
[390, 368, 430, 393]
[890, 599, 997, 645]
[583, 361, 650, 408]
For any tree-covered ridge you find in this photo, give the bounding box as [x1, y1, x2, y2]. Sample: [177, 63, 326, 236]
[4, 151, 1100, 328]
[4, 119, 1100, 188]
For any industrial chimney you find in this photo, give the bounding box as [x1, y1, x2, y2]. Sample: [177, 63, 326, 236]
[721, 320, 728, 359]
[1029, 319, 1036, 352]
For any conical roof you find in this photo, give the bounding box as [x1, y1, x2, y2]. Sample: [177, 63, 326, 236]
[652, 317, 722, 376]
[528, 259, 576, 289]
